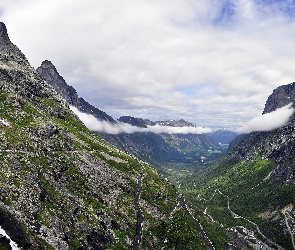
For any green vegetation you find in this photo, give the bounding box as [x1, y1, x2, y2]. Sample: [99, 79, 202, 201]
[180, 158, 295, 249]
[160, 208, 207, 250]
[2, 47, 293, 249]
[0, 81, 181, 249]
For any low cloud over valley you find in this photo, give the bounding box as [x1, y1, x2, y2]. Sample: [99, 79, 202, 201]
[70, 106, 212, 134]
[236, 103, 294, 134]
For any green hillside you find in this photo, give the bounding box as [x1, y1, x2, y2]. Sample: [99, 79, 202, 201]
[182, 157, 295, 249]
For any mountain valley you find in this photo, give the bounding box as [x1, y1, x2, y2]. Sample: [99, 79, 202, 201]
[0, 20, 295, 250]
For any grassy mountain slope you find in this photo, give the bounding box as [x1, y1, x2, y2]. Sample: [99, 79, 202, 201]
[181, 83, 295, 249]
[182, 133, 295, 249]
[0, 22, 182, 249]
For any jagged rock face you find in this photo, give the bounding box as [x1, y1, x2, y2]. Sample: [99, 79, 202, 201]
[36, 60, 79, 106]
[37, 60, 116, 123]
[0, 22, 11, 46]
[0, 22, 27, 62]
[263, 82, 295, 114]
[0, 22, 177, 249]
[227, 116, 295, 183]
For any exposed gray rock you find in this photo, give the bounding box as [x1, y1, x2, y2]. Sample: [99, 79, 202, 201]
[118, 116, 148, 128]
[37, 60, 117, 123]
[0, 22, 28, 63]
[263, 82, 295, 114]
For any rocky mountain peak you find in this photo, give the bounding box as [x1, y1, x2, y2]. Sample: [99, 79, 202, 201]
[156, 119, 195, 127]
[0, 22, 27, 62]
[40, 60, 57, 70]
[37, 60, 77, 105]
[263, 82, 295, 114]
[37, 60, 117, 123]
[0, 22, 9, 43]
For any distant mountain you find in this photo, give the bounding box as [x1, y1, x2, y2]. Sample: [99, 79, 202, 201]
[98, 130, 223, 170]
[118, 116, 148, 128]
[102, 116, 225, 170]
[208, 129, 238, 145]
[37, 60, 116, 123]
[155, 119, 195, 127]
[118, 116, 196, 128]
[183, 82, 295, 249]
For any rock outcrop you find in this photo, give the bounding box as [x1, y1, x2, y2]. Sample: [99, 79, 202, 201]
[263, 82, 295, 114]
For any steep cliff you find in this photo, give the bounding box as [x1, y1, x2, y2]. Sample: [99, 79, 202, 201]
[263, 82, 295, 114]
[227, 82, 295, 183]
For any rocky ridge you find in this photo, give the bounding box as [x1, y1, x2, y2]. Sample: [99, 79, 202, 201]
[0, 22, 177, 249]
[118, 116, 148, 128]
[36, 60, 116, 123]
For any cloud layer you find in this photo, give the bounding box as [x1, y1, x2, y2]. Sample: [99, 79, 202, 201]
[2, 1, 295, 129]
[235, 103, 294, 134]
[70, 106, 212, 134]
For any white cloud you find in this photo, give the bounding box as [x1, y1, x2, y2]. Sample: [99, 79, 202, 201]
[70, 106, 212, 134]
[2, 1, 295, 130]
[235, 103, 294, 134]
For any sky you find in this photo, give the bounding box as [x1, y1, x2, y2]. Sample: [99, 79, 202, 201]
[1, 0, 295, 131]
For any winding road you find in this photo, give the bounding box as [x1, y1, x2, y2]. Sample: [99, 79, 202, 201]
[131, 163, 216, 250]
[209, 189, 283, 250]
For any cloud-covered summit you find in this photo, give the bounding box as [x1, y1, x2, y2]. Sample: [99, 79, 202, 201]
[236, 103, 294, 134]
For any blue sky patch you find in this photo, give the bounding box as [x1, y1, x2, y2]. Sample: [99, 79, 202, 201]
[213, 1, 236, 26]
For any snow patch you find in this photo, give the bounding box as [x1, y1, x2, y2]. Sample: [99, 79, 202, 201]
[0, 226, 21, 250]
